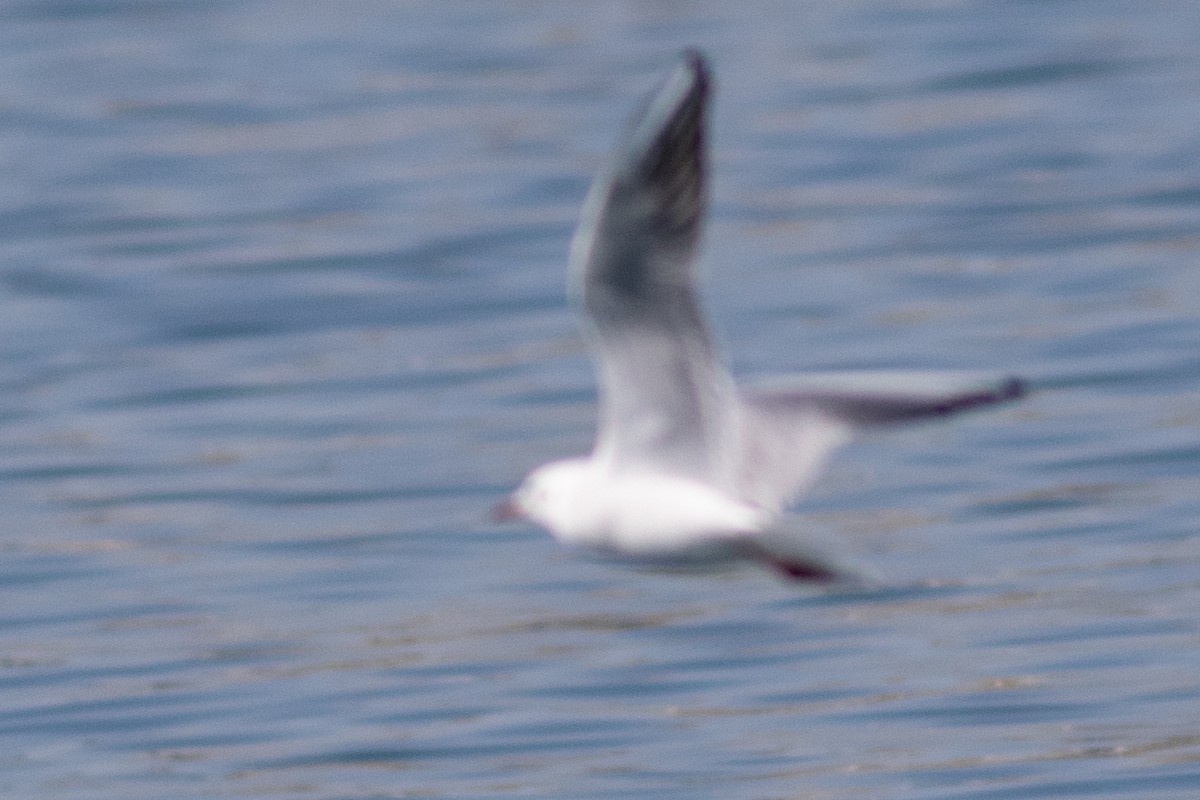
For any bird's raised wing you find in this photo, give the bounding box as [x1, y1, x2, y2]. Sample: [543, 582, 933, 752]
[570, 51, 737, 485]
[738, 372, 1026, 511]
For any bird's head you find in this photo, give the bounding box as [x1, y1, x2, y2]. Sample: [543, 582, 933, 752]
[493, 459, 599, 542]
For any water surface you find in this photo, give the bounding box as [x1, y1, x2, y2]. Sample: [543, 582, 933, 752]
[3, 2, 1200, 798]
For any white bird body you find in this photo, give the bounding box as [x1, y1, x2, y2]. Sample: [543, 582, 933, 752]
[496, 50, 1024, 581]
[513, 458, 767, 559]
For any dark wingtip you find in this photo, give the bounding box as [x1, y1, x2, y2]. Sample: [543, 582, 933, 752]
[934, 375, 1028, 416]
[767, 558, 844, 583]
[679, 47, 711, 91]
[999, 376, 1027, 401]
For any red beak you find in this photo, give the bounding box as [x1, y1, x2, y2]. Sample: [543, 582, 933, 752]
[491, 496, 523, 522]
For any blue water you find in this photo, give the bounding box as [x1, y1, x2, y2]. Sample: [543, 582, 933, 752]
[3, 1, 1200, 798]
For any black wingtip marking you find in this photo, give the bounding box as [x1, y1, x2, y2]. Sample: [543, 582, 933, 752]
[767, 558, 843, 583]
[1000, 376, 1027, 401]
[935, 375, 1027, 416]
[679, 47, 711, 92]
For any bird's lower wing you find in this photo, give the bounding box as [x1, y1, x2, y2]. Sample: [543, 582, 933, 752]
[738, 371, 1025, 510]
[732, 517, 882, 584]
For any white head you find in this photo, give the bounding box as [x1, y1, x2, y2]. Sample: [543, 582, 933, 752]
[494, 458, 605, 545]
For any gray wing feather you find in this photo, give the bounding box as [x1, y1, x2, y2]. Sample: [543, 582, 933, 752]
[738, 372, 1025, 511]
[747, 372, 1026, 427]
[570, 51, 737, 483]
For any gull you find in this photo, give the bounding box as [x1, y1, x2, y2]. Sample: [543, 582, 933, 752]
[495, 50, 1024, 581]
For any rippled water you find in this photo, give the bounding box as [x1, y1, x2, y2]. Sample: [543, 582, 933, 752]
[3, 2, 1200, 798]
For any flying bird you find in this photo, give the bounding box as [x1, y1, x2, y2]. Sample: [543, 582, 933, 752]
[495, 50, 1024, 581]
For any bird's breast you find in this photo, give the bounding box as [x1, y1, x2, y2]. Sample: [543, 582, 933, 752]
[590, 472, 765, 558]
